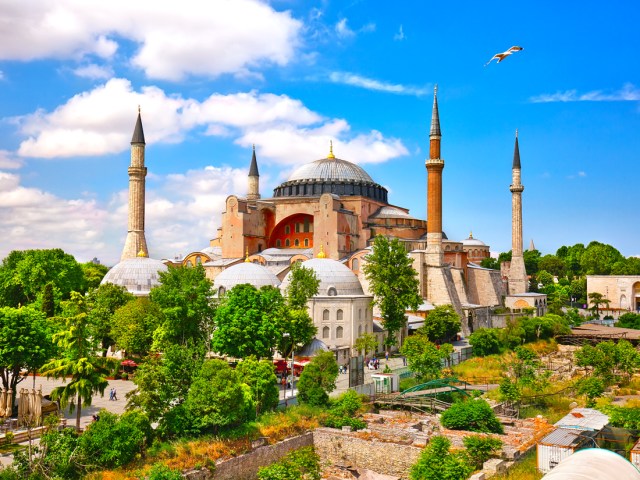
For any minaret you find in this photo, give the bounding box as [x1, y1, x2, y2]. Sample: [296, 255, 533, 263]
[425, 85, 444, 266]
[247, 144, 260, 201]
[529, 239, 536, 251]
[508, 130, 528, 293]
[121, 108, 149, 260]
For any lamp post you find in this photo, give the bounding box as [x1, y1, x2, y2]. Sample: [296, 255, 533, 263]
[282, 333, 294, 399]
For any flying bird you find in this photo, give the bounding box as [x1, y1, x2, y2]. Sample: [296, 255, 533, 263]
[485, 46, 523, 66]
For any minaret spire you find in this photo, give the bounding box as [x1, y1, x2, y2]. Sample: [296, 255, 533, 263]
[247, 144, 261, 201]
[121, 109, 149, 260]
[508, 130, 527, 293]
[425, 84, 444, 266]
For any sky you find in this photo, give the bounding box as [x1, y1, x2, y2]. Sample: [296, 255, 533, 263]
[0, 0, 639, 266]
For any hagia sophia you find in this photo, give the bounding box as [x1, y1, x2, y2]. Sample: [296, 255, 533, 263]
[102, 88, 547, 358]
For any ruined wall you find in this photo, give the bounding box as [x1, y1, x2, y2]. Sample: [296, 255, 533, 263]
[313, 428, 421, 479]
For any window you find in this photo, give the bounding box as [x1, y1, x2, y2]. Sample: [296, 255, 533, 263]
[285, 225, 290, 235]
[358, 325, 362, 336]
[322, 309, 330, 321]
[352, 258, 359, 271]
[218, 286, 226, 296]
[323, 326, 330, 339]
[294, 239, 300, 247]
[304, 218, 310, 232]
[276, 239, 281, 248]
[336, 326, 343, 339]
[327, 287, 337, 296]
[304, 238, 309, 247]
[358, 309, 362, 319]
[196, 256, 202, 265]
[285, 239, 290, 247]
[337, 309, 343, 321]
[295, 222, 301, 233]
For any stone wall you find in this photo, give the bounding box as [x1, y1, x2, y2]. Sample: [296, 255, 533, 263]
[184, 433, 314, 480]
[313, 428, 421, 479]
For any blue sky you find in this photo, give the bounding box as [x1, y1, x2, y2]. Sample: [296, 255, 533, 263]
[1, 0, 639, 265]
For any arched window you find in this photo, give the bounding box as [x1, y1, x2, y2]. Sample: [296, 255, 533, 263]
[276, 239, 281, 248]
[294, 239, 300, 247]
[358, 309, 362, 319]
[196, 256, 202, 265]
[322, 326, 330, 338]
[336, 326, 343, 339]
[358, 325, 362, 336]
[285, 225, 290, 235]
[337, 309, 343, 321]
[322, 309, 330, 321]
[304, 238, 309, 247]
[285, 239, 290, 247]
[218, 286, 226, 296]
[352, 258, 359, 271]
[327, 287, 337, 296]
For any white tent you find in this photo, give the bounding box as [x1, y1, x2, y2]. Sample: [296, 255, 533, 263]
[542, 448, 640, 480]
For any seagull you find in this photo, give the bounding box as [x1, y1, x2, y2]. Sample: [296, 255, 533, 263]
[485, 46, 523, 66]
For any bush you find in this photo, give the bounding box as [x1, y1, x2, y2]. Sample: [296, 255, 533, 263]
[410, 436, 473, 480]
[463, 435, 503, 468]
[257, 446, 321, 480]
[469, 328, 502, 356]
[440, 399, 504, 434]
[147, 463, 184, 480]
[297, 351, 339, 407]
[78, 410, 153, 469]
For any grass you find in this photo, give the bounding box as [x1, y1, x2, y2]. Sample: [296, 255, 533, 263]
[452, 354, 504, 383]
[0, 443, 26, 455]
[492, 450, 542, 480]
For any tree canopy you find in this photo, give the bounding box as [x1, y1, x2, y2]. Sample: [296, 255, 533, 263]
[400, 335, 452, 381]
[363, 236, 421, 346]
[296, 351, 339, 406]
[418, 305, 460, 343]
[111, 297, 162, 358]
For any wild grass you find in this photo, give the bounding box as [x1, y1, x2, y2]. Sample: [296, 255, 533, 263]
[492, 450, 542, 480]
[452, 354, 504, 383]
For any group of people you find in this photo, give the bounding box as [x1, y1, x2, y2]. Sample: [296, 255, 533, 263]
[108, 388, 118, 401]
[367, 357, 380, 370]
[339, 364, 348, 374]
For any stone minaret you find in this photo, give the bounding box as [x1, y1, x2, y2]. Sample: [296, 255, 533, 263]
[247, 144, 260, 201]
[508, 130, 528, 293]
[121, 109, 149, 260]
[425, 85, 444, 266]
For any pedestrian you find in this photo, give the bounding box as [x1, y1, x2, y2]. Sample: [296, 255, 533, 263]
[108, 388, 114, 401]
[112, 389, 118, 401]
[403, 356, 407, 366]
[385, 351, 389, 361]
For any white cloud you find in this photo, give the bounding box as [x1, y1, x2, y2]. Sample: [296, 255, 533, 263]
[530, 83, 640, 103]
[72, 63, 113, 79]
[0, 0, 302, 81]
[329, 72, 429, 96]
[0, 150, 22, 169]
[335, 18, 355, 38]
[394, 25, 405, 41]
[13, 79, 408, 167]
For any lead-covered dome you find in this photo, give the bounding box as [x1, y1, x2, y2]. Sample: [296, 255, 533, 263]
[101, 257, 168, 296]
[462, 232, 487, 247]
[213, 261, 281, 295]
[280, 258, 365, 296]
[273, 151, 388, 202]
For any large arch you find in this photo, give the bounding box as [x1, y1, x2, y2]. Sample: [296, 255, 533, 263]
[633, 282, 640, 312]
[268, 213, 314, 249]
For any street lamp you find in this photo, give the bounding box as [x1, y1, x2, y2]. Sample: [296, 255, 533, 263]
[282, 333, 294, 399]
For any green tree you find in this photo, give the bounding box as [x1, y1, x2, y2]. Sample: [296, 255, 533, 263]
[588, 292, 610, 319]
[363, 236, 421, 347]
[498, 377, 521, 403]
[0, 306, 54, 393]
[400, 335, 452, 381]
[111, 297, 162, 358]
[40, 292, 109, 431]
[419, 305, 460, 343]
[577, 377, 605, 407]
[497, 250, 512, 264]
[81, 262, 109, 291]
[354, 333, 379, 357]
[479, 257, 499, 270]
[297, 351, 339, 406]
[41, 282, 55, 318]
[538, 254, 566, 278]
[440, 399, 504, 434]
[213, 284, 284, 359]
[150, 264, 215, 349]
[86, 283, 135, 356]
[580, 241, 624, 275]
[617, 313, 640, 329]
[463, 435, 503, 469]
[0, 249, 85, 308]
[184, 359, 248, 433]
[276, 308, 317, 360]
[410, 436, 473, 480]
[257, 447, 321, 480]
[523, 249, 541, 275]
[284, 262, 320, 310]
[536, 270, 554, 288]
[468, 328, 502, 356]
[236, 356, 280, 415]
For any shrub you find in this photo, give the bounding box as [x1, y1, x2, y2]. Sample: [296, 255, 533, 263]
[440, 399, 504, 434]
[147, 463, 184, 480]
[257, 446, 321, 480]
[297, 351, 339, 407]
[463, 435, 503, 468]
[577, 377, 605, 407]
[410, 436, 473, 480]
[469, 328, 502, 356]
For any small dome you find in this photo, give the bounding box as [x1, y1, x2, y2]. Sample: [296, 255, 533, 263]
[370, 206, 416, 220]
[213, 262, 281, 294]
[287, 157, 374, 183]
[280, 258, 364, 296]
[101, 257, 168, 296]
[462, 232, 487, 247]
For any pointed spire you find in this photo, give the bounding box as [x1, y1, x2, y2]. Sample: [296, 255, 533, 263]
[249, 144, 259, 176]
[327, 140, 335, 159]
[529, 238, 536, 251]
[317, 244, 326, 259]
[469, 231, 473, 239]
[430, 84, 441, 137]
[131, 107, 146, 145]
[512, 130, 521, 169]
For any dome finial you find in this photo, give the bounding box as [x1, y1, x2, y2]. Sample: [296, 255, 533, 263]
[317, 244, 326, 259]
[137, 247, 147, 258]
[138, 105, 141, 114]
[245, 247, 250, 262]
[327, 140, 335, 159]
[469, 230, 473, 239]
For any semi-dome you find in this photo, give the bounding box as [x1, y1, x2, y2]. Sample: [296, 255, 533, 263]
[273, 149, 388, 202]
[462, 232, 487, 247]
[280, 258, 364, 296]
[101, 257, 168, 296]
[213, 261, 281, 295]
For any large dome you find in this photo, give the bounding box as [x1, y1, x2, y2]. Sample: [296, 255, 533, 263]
[273, 153, 388, 202]
[213, 261, 281, 295]
[101, 257, 168, 296]
[287, 157, 374, 183]
[280, 258, 365, 296]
